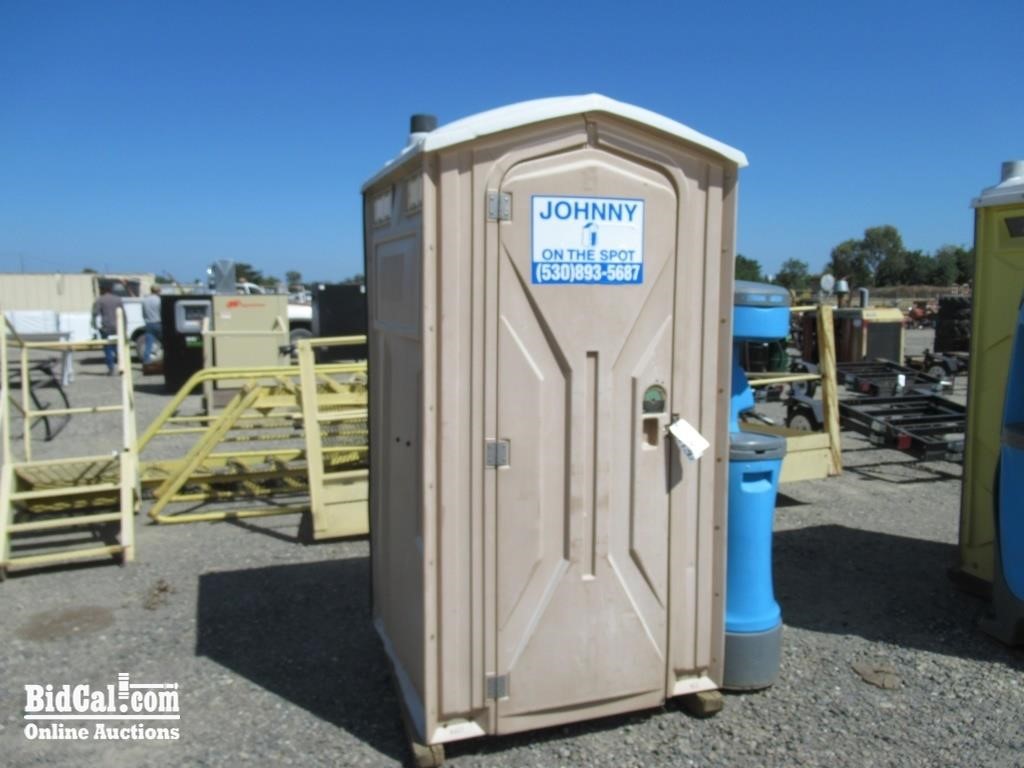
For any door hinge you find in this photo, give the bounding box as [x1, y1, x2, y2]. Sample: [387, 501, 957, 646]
[485, 439, 510, 468]
[486, 674, 509, 699]
[486, 191, 512, 221]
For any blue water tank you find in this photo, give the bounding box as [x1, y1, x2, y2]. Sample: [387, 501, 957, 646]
[724, 279, 792, 685]
[730, 280, 791, 430]
[723, 431, 786, 689]
[733, 280, 791, 342]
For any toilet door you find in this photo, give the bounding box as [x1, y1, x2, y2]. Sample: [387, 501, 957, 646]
[491, 146, 681, 730]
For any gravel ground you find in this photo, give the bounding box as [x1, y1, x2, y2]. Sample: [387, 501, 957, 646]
[2, 331, 1022, 768]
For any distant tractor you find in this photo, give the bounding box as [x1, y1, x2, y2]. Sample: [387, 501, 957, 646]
[905, 300, 936, 329]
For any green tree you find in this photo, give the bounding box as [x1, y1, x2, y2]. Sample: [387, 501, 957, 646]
[236, 263, 280, 289]
[285, 270, 303, 287]
[934, 244, 974, 284]
[233, 261, 264, 284]
[875, 251, 908, 286]
[341, 273, 365, 285]
[774, 258, 810, 291]
[903, 250, 935, 285]
[828, 225, 905, 286]
[828, 239, 872, 286]
[930, 247, 960, 285]
[957, 247, 975, 284]
[861, 226, 904, 280]
[735, 253, 763, 281]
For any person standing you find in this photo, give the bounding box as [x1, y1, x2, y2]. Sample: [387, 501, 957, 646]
[141, 285, 162, 363]
[92, 285, 123, 375]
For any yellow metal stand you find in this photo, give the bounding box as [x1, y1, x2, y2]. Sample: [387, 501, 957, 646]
[136, 336, 369, 539]
[743, 304, 842, 483]
[1, 311, 138, 576]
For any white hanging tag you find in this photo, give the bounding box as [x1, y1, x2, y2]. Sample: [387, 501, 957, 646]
[668, 418, 710, 461]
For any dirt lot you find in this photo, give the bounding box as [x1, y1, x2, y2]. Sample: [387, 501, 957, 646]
[1, 331, 1021, 768]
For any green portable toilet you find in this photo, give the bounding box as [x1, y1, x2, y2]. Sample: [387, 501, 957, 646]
[958, 161, 1024, 585]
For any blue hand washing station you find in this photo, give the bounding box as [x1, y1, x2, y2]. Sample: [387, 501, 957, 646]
[982, 295, 1024, 645]
[724, 280, 791, 690]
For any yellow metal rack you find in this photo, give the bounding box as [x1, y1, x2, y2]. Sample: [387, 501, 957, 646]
[136, 335, 369, 539]
[743, 304, 842, 482]
[1, 311, 138, 577]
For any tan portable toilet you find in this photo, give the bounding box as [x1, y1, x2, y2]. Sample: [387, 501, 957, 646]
[363, 95, 746, 760]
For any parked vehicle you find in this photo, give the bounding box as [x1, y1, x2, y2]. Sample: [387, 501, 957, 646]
[905, 349, 970, 382]
[232, 281, 313, 342]
[905, 300, 936, 329]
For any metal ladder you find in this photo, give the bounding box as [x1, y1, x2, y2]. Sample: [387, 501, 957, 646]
[0, 311, 138, 578]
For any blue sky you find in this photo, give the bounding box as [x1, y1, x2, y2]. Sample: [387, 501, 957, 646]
[2, 0, 1020, 284]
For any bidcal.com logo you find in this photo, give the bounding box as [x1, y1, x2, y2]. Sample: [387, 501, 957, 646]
[23, 672, 181, 741]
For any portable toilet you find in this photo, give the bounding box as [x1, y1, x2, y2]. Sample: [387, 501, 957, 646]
[958, 161, 1024, 586]
[363, 95, 745, 759]
[981, 293, 1024, 644]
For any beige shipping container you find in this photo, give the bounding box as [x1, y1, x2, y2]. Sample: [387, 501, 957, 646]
[0, 273, 98, 312]
[363, 94, 746, 753]
[0, 272, 156, 312]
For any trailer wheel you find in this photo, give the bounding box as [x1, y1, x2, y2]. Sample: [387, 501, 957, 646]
[134, 333, 163, 363]
[926, 363, 948, 381]
[786, 408, 819, 432]
[289, 327, 313, 343]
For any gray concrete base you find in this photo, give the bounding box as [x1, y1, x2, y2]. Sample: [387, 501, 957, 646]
[723, 623, 782, 691]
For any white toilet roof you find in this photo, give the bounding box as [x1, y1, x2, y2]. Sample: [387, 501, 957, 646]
[364, 94, 747, 190]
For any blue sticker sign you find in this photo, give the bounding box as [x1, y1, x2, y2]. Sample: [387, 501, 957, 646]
[531, 195, 645, 284]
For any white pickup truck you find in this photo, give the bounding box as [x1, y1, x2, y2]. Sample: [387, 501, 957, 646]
[233, 282, 314, 341]
[119, 281, 313, 360]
